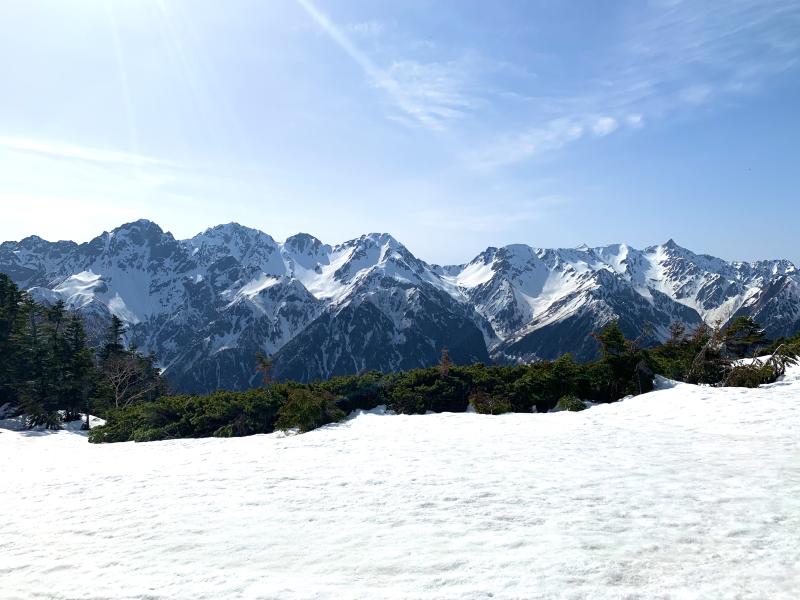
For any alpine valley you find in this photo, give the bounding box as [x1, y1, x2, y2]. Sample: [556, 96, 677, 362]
[2, 219, 798, 392]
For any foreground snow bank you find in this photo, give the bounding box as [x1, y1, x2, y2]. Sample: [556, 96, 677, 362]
[0, 413, 105, 434]
[2, 371, 799, 599]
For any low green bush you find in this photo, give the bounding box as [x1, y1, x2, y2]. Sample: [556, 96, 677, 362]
[724, 364, 779, 388]
[275, 388, 344, 433]
[24, 409, 63, 430]
[90, 319, 749, 443]
[386, 368, 471, 414]
[469, 390, 511, 415]
[131, 427, 172, 442]
[89, 388, 284, 443]
[556, 394, 586, 412]
[322, 371, 386, 414]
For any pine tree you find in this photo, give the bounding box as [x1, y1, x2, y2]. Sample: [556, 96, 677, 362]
[724, 316, 769, 358]
[0, 274, 24, 406]
[593, 320, 628, 358]
[101, 315, 127, 359]
[45, 300, 70, 415]
[18, 296, 63, 427]
[63, 315, 94, 422]
[591, 321, 654, 397]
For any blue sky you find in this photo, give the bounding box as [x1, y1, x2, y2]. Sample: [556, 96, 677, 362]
[0, 0, 798, 265]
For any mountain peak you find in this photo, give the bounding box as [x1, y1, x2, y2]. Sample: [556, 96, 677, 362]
[16, 234, 47, 246]
[285, 232, 324, 252]
[201, 222, 264, 236]
[336, 232, 404, 253]
[193, 222, 277, 247]
[365, 232, 401, 245]
[107, 219, 172, 248]
[113, 219, 164, 235]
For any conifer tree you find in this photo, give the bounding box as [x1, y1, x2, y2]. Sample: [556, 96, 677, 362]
[724, 316, 769, 358]
[0, 274, 24, 405]
[46, 300, 70, 414]
[101, 315, 127, 359]
[18, 296, 63, 427]
[63, 315, 94, 421]
[593, 320, 628, 358]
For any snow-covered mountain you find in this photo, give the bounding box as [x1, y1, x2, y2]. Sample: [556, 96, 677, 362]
[446, 239, 799, 363]
[2, 220, 798, 391]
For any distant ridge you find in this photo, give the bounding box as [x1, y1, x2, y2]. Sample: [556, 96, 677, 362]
[2, 220, 798, 391]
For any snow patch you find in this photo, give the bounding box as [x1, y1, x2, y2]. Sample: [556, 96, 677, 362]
[2, 371, 800, 597]
[238, 273, 281, 298]
[108, 293, 140, 325]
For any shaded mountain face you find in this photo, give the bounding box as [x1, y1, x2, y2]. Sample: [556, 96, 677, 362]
[2, 220, 798, 391]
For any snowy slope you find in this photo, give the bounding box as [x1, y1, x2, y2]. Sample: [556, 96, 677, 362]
[2, 221, 799, 388]
[2, 368, 800, 599]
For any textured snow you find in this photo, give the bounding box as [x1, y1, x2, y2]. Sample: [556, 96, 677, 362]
[238, 273, 282, 298]
[450, 257, 496, 288]
[107, 292, 140, 324]
[51, 270, 104, 311]
[294, 244, 356, 302]
[53, 270, 102, 297]
[2, 369, 799, 599]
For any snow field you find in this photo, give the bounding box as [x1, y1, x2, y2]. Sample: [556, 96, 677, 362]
[1, 370, 799, 599]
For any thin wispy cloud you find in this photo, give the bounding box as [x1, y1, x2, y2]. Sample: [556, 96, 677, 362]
[295, 0, 477, 131]
[344, 21, 384, 38]
[296, 0, 799, 168]
[417, 195, 567, 235]
[467, 118, 593, 171]
[467, 0, 800, 169]
[383, 59, 480, 128]
[592, 117, 619, 137]
[626, 114, 644, 129]
[0, 136, 168, 168]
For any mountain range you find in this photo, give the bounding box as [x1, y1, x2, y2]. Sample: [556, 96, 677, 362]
[2, 219, 798, 392]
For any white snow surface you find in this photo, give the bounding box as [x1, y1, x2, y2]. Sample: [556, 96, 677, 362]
[2, 371, 800, 599]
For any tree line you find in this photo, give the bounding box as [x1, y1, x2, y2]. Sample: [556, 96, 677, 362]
[1, 271, 797, 441]
[0, 274, 165, 429]
[88, 311, 798, 443]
